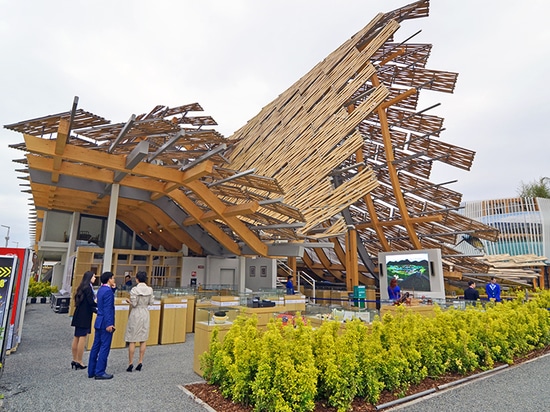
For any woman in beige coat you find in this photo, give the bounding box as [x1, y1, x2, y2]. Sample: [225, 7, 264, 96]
[125, 271, 155, 372]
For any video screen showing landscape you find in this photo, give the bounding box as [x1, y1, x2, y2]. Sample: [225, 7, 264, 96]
[385, 253, 431, 292]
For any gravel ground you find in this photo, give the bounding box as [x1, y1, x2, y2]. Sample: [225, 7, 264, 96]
[0, 303, 207, 412]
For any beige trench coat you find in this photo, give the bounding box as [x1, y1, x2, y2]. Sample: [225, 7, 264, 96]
[124, 282, 155, 343]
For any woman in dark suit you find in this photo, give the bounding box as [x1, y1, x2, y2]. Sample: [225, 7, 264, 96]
[70, 271, 97, 370]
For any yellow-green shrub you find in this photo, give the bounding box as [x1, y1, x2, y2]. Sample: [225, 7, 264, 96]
[250, 316, 317, 412]
[201, 291, 550, 411]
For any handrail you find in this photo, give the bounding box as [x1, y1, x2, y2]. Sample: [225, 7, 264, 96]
[297, 270, 316, 304]
[276, 260, 292, 288]
[277, 260, 316, 303]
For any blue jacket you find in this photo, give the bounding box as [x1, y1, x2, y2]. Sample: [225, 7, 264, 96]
[94, 284, 115, 330]
[485, 282, 501, 302]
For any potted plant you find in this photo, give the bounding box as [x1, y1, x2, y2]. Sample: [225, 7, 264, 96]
[27, 278, 57, 304]
[27, 278, 39, 303]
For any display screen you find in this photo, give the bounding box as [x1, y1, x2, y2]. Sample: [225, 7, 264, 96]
[385, 252, 431, 292]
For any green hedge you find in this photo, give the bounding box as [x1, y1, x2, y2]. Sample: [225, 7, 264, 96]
[201, 290, 550, 412]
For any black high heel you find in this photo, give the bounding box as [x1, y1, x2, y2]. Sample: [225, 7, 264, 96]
[126, 364, 133, 372]
[75, 363, 87, 370]
[71, 361, 76, 369]
[135, 363, 142, 371]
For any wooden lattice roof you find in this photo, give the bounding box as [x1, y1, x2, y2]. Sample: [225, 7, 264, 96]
[226, 0, 497, 277]
[6, 101, 306, 257]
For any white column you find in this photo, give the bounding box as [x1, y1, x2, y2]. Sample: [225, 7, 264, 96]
[61, 211, 80, 292]
[102, 183, 120, 272]
[239, 256, 246, 293]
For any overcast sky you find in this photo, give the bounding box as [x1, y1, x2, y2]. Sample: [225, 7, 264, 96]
[1, 0, 548, 248]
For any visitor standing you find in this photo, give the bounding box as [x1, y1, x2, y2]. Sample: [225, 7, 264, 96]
[464, 280, 480, 303]
[485, 276, 501, 302]
[125, 271, 155, 372]
[123, 274, 133, 290]
[70, 271, 97, 370]
[285, 275, 295, 295]
[88, 271, 116, 380]
[387, 277, 401, 300]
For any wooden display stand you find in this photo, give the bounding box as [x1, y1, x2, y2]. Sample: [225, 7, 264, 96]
[159, 297, 187, 344]
[366, 288, 377, 309]
[240, 306, 280, 330]
[146, 301, 161, 346]
[316, 290, 331, 306]
[193, 321, 233, 376]
[284, 295, 306, 311]
[194, 300, 213, 331]
[185, 295, 195, 333]
[211, 295, 240, 307]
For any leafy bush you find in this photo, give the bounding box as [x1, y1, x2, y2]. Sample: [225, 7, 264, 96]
[201, 291, 550, 411]
[27, 278, 57, 297]
[251, 316, 317, 412]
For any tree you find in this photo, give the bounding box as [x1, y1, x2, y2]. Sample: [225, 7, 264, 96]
[517, 177, 550, 198]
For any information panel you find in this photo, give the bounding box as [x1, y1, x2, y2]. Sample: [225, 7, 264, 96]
[0, 255, 17, 373]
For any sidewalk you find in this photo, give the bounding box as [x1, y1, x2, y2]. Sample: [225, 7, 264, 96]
[0, 303, 207, 411]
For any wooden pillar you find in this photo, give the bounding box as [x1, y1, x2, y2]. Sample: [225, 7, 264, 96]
[288, 256, 297, 287]
[345, 226, 358, 291]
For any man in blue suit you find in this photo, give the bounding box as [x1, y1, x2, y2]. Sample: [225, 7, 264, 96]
[485, 276, 502, 302]
[88, 271, 116, 379]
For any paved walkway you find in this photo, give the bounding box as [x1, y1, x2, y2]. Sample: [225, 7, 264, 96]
[0, 303, 206, 411]
[387, 353, 550, 411]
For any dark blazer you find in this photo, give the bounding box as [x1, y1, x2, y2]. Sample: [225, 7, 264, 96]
[464, 287, 480, 301]
[94, 284, 115, 330]
[71, 285, 97, 329]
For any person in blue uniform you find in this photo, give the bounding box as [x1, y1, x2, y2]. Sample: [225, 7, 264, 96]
[285, 275, 295, 295]
[387, 277, 401, 300]
[88, 271, 116, 380]
[485, 276, 501, 302]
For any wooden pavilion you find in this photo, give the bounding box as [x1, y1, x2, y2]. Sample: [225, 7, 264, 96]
[5, 0, 502, 291]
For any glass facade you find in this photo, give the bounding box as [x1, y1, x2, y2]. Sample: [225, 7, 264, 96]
[459, 197, 549, 262]
[78, 214, 150, 251]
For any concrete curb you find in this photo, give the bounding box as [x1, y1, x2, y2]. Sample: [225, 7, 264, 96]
[178, 383, 217, 412]
[436, 364, 508, 390]
[376, 388, 437, 410]
[381, 352, 550, 410]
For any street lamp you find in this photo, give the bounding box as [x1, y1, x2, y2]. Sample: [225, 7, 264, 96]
[1, 225, 9, 248]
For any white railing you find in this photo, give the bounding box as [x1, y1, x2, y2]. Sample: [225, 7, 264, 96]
[276, 260, 291, 289]
[277, 260, 316, 303]
[297, 270, 316, 304]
